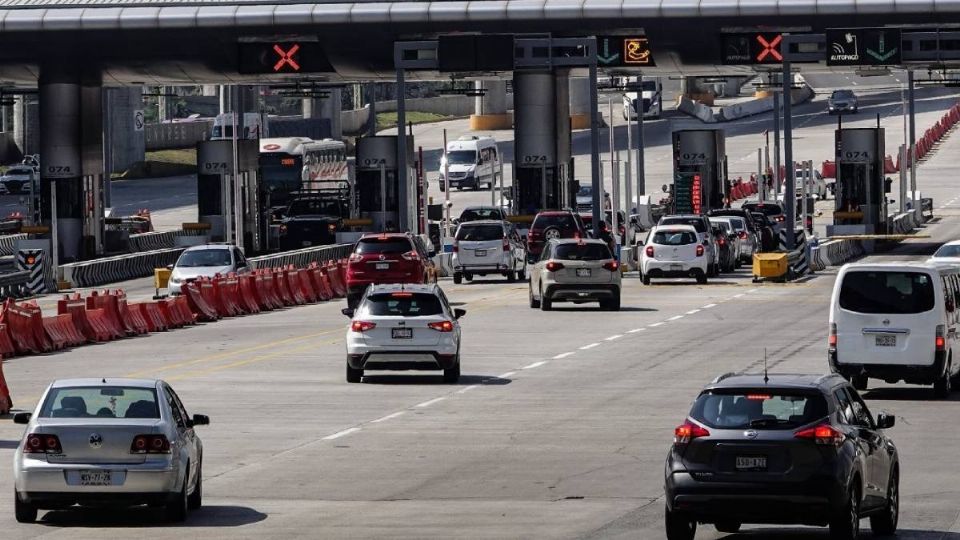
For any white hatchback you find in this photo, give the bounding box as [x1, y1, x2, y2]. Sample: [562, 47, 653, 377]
[640, 225, 709, 285]
[342, 283, 464, 383]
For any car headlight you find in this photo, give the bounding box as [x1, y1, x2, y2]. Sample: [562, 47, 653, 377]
[169, 277, 181, 285]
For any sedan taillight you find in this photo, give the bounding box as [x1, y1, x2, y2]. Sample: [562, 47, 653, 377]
[401, 250, 420, 261]
[24, 433, 62, 454]
[131, 434, 171, 454]
[351, 321, 376, 333]
[428, 320, 454, 332]
[348, 253, 363, 263]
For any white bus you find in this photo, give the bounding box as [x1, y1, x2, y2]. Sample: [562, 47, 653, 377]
[622, 76, 663, 120]
[259, 137, 348, 198]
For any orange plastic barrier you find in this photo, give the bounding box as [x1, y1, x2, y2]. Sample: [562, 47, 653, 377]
[85, 291, 126, 340]
[285, 267, 307, 305]
[86, 308, 118, 342]
[309, 264, 333, 301]
[326, 261, 347, 298]
[43, 314, 85, 348]
[213, 275, 245, 317]
[173, 295, 197, 325]
[237, 275, 262, 314]
[198, 279, 223, 317]
[113, 290, 149, 335]
[183, 282, 219, 322]
[0, 355, 11, 414]
[157, 299, 185, 329]
[136, 302, 169, 332]
[258, 271, 284, 309]
[297, 269, 318, 303]
[275, 269, 296, 306]
[57, 294, 96, 343]
[0, 324, 16, 358]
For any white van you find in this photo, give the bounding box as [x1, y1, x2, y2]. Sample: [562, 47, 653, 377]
[439, 136, 499, 191]
[829, 262, 960, 398]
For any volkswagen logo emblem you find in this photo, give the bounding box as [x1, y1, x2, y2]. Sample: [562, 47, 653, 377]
[379, 254, 386, 261]
[88, 433, 103, 449]
[743, 429, 759, 440]
[882, 319, 891, 326]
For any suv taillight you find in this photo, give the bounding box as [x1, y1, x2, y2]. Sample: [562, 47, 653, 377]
[401, 250, 420, 261]
[452, 243, 459, 253]
[674, 420, 709, 444]
[829, 322, 837, 348]
[131, 434, 171, 454]
[428, 320, 454, 332]
[348, 253, 363, 263]
[545, 261, 564, 272]
[738, 231, 748, 239]
[24, 433, 62, 454]
[696, 245, 705, 257]
[603, 261, 619, 272]
[936, 324, 946, 351]
[794, 423, 844, 446]
[351, 321, 376, 333]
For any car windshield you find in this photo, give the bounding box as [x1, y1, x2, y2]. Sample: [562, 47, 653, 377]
[286, 198, 342, 217]
[456, 224, 503, 242]
[5, 167, 32, 176]
[660, 217, 706, 233]
[459, 208, 502, 222]
[533, 214, 578, 232]
[839, 270, 935, 314]
[726, 218, 746, 231]
[832, 90, 854, 98]
[554, 243, 611, 261]
[40, 386, 160, 419]
[355, 238, 412, 255]
[176, 249, 231, 268]
[652, 230, 698, 245]
[690, 390, 828, 430]
[933, 245, 960, 258]
[577, 185, 593, 197]
[446, 150, 476, 165]
[362, 293, 444, 316]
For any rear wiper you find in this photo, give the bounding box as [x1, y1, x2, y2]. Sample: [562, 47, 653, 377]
[748, 418, 791, 428]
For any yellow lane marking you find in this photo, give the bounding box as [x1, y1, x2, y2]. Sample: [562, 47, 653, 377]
[165, 340, 337, 382]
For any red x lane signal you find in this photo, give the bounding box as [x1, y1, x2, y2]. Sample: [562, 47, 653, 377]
[273, 43, 301, 72]
[755, 34, 783, 62]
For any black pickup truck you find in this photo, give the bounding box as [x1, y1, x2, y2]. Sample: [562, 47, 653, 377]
[278, 196, 345, 250]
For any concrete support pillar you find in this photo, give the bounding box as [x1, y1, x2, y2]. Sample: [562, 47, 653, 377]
[80, 80, 104, 256]
[219, 84, 230, 115]
[302, 87, 343, 140]
[105, 87, 145, 174]
[568, 77, 592, 130]
[14, 95, 39, 157]
[470, 80, 512, 130]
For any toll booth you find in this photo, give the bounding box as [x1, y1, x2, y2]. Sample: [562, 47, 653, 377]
[671, 130, 727, 214]
[355, 136, 414, 232]
[196, 139, 262, 252]
[830, 128, 888, 235]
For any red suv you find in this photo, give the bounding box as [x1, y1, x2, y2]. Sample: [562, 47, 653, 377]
[345, 233, 438, 307]
[526, 211, 587, 263]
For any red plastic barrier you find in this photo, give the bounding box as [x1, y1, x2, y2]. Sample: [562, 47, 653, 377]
[284, 268, 307, 305]
[884, 155, 898, 174]
[85, 291, 126, 340]
[274, 269, 296, 306]
[136, 302, 169, 332]
[58, 294, 96, 342]
[309, 265, 333, 301]
[183, 282, 219, 322]
[0, 324, 15, 358]
[174, 296, 197, 325]
[326, 262, 347, 298]
[218, 275, 246, 316]
[0, 355, 11, 414]
[86, 308, 117, 342]
[237, 275, 262, 314]
[19, 302, 53, 353]
[257, 271, 284, 309]
[41, 316, 67, 350]
[198, 279, 222, 317]
[43, 314, 85, 348]
[157, 299, 185, 329]
[821, 160, 836, 179]
[298, 269, 318, 303]
[337, 259, 349, 289]
[2, 299, 43, 353]
[111, 290, 148, 336]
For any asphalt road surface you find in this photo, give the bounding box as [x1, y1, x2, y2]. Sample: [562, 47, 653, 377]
[3, 104, 960, 538]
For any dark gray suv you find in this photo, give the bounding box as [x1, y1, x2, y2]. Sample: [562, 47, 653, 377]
[664, 373, 899, 540]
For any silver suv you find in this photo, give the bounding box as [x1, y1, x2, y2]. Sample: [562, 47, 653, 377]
[529, 238, 621, 311]
[452, 220, 526, 283]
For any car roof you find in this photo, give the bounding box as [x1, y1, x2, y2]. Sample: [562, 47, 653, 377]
[651, 224, 697, 232]
[359, 232, 411, 240]
[536, 210, 574, 216]
[462, 205, 500, 211]
[840, 261, 936, 272]
[458, 219, 504, 226]
[705, 373, 846, 392]
[662, 214, 705, 220]
[183, 243, 232, 252]
[549, 238, 607, 246]
[50, 378, 161, 389]
[366, 283, 439, 294]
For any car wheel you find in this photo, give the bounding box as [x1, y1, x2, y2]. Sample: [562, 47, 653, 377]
[346, 363, 363, 383]
[443, 359, 461, 383]
[696, 272, 708, 285]
[852, 375, 868, 391]
[453, 272, 463, 285]
[715, 521, 741, 533]
[464, 273, 473, 282]
[517, 265, 526, 281]
[166, 467, 189, 523]
[934, 362, 952, 398]
[187, 462, 203, 510]
[664, 506, 696, 540]
[600, 296, 621, 311]
[829, 484, 860, 540]
[14, 491, 37, 523]
[506, 270, 517, 283]
[540, 286, 552, 311]
[529, 282, 541, 309]
[642, 274, 651, 285]
[870, 468, 899, 536]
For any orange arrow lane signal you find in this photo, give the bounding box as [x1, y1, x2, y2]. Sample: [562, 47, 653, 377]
[273, 43, 301, 72]
[756, 34, 783, 62]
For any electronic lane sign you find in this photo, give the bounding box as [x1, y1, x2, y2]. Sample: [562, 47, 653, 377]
[237, 41, 335, 74]
[721, 32, 785, 65]
[598, 36, 656, 68]
[826, 28, 902, 66]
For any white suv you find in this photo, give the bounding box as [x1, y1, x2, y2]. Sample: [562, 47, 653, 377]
[528, 238, 622, 311]
[640, 225, 709, 285]
[452, 220, 526, 283]
[657, 215, 719, 277]
[342, 283, 465, 383]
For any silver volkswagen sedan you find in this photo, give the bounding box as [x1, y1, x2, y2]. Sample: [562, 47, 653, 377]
[12, 378, 209, 523]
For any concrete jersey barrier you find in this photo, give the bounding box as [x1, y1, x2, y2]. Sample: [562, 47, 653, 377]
[60, 248, 186, 288]
[0, 233, 28, 256]
[249, 243, 354, 270]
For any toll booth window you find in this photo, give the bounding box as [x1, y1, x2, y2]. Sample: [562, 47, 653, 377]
[456, 224, 503, 241]
[447, 150, 477, 165]
[839, 271, 934, 314]
[197, 176, 221, 215]
[355, 238, 412, 255]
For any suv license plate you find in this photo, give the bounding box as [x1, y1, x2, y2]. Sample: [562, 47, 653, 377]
[392, 328, 413, 339]
[670, 264, 683, 271]
[576, 268, 592, 277]
[79, 470, 112, 486]
[375, 262, 390, 270]
[875, 335, 896, 347]
[475, 249, 487, 257]
[735, 456, 767, 470]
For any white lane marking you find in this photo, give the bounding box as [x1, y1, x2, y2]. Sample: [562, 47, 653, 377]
[733, 293, 745, 298]
[605, 334, 623, 341]
[523, 361, 548, 370]
[553, 352, 575, 359]
[370, 411, 405, 424]
[703, 303, 717, 309]
[748, 288, 759, 293]
[649, 322, 665, 327]
[579, 342, 600, 350]
[457, 385, 480, 394]
[323, 427, 360, 440]
[415, 397, 447, 408]
[686, 309, 701, 315]
[667, 315, 684, 321]
[627, 328, 646, 333]
[498, 371, 517, 378]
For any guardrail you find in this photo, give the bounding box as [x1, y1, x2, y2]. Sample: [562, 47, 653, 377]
[248, 243, 354, 270]
[0, 270, 29, 299]
[128, 230, 203, 252]
[60, 248, 186, 288]
[0, 233, 27, 256]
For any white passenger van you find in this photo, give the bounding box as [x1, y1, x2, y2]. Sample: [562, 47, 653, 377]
[829, 261, 960, 398]
[439, 136, 499, 191]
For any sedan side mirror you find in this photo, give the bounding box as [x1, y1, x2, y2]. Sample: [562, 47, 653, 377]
[341, 307, 355, 318]
[454, 308, 466, 319]
[191, 414, 210, 427]
[876, 412, 895, 429]
[166, 264, 174, 271]
[13, 412, 31, 424]
[428, 250, 437, 258]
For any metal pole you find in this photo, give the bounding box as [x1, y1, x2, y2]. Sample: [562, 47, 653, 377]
[801, 161, 808, 235]
[757, 148, 764, 202]
[625, 103, 634, 213]
[588, 41, 602, 238]
[51, 179, 58, 283]
[499, 153, 505, 212]
[607, 95, 616, 223]
[379, 163, 387, 221]
[773, 82, 781, 195]
[541, 160, 547, 210]
[442, 129, 450, 243]
[899, 144, 907, 214]
[782, 53, 795, 250]
[636, 81, 645, 198]
[908, 69, 917, 208]
[395, 58, 408, 232]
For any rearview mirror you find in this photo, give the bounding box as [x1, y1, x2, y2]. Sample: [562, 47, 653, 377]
[13, 412, 31, 424]
[341, 307, 355, 318]
[454, 308, 466, 319]
[191, 414, 210, 427]
[876, 412, 895, 429]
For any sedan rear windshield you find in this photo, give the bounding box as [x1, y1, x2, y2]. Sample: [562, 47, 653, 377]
[355, 238, 412, 255]
[40, 386, 160, 419]
[652, 230, 698, 245]
[456, 224, 503, 242]
[554, 243, 611, 261]
[839, 270, 935, 314]
[743, 204, 784, 217]
[177, 249, 231, 268]
[690, 391, 827, 430]
[660, 217, 706, 233]
[363, 293, 443, 316]
[459, 208, 503, 222]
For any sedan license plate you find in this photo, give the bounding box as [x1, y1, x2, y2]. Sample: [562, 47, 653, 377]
[475, 249, 487, 257]
[576, 268, 592, 277]
[391, 328, 413, 339]
[79, 470, 112, 486]
[670, 264, 683, 271]
[875, 335, 897, 347]
[735, 456, 767, 471]
[375, 262, 390, 270]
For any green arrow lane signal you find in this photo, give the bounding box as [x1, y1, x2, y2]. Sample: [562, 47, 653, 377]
[598, 37, 620, 65]
[866, 47, 898, 62]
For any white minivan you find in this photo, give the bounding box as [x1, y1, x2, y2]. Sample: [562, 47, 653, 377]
[439, 136, 499, 191]
[829, 262, 960, 398]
